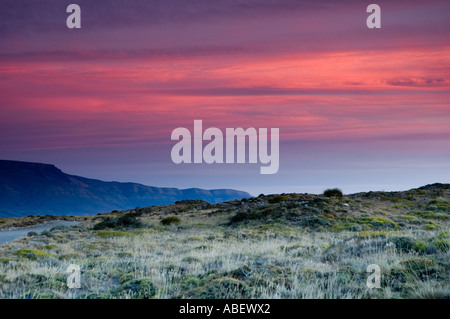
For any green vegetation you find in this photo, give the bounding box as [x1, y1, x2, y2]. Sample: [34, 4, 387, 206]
[268, 195, 290, 204]
[0, 184, 449, 299]
[428, 199, 450, 211]
[93, 213, 143, 230]
[119, 279, 156, 299]
[14, 249, 52, 260]
[356, 231, 401, 239]
[323, 188, 343, 199]
[410, 210, 449, 220]
[160, 216, 181, 226]
[94, 230, 132, 237]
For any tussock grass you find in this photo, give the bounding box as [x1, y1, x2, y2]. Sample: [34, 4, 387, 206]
[1, 186, 449, 299]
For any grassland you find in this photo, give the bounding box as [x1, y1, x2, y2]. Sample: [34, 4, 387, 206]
[0, 184, 449, 299]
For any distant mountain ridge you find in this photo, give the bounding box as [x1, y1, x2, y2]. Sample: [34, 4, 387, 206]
[0, 160, 251, 218]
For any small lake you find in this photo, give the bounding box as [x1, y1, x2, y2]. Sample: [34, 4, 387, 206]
[0, 221, 79, 246]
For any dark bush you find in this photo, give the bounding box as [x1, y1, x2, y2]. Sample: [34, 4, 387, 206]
[229, 208, 283, 225]
[323, 188, 343, 198]
[392, 236, 415, 253]
[268, 195, 289, 204]
[120, 279, 156, 299]
[40, 230, 55, 238]
[160, 216, 181, 226]
[93, 213, 143, 230]
[229, 211, 260, 224]
[301, 216, 331, 228]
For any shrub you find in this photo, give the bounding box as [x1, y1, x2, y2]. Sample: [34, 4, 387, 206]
[349, 224, 363, 232]
[391, 237, 415, 253]
[359, 217, 399, 229]
[400, 257, 434, 270]
[301, 216, 331, 229]
[58, 253, 80, 260]
[120, 279, 156, 299]
[410, 211, 449, 220]
[400, 258, 439, 279]
[268, 195, 289, 204]
[430, 239, 449, 252]
[40, 230, 55, 238]
[438, 231, 450, 239]
[93, 213, 143, 230]
[323, 188, 343, 198]
[357, 231, 389, 239]
[412, 240, 427, 254]
[229, 210, 262, 224]
[424, 223, 440, 231]
[14, 249, 52, 260]
[427, 199, 450, 210]
[182, 275, 203, 289]
[160, 216, 181, 226]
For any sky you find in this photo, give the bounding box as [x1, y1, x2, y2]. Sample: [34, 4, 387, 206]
[1, 0, 449, 196]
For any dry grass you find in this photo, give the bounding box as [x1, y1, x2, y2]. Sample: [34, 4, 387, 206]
[0, 188, 449, 299]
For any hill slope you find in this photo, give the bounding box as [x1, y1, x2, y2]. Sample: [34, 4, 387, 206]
[0, 183, 448, 299]
[0, 160, 251, 217]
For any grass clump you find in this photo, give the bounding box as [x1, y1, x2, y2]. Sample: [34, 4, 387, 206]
[410, 211, 449, 220]
[183, 277, 250, 299]
[14, 249, 52, 260]
[119, 273, 134, 284]
[120, 279, 156, 299]
[429, 238, 449, 252]
[400, 257, 435, 270]
[330, 216, 399, 232]
[58, 253, 80, 261]
[94, 230, 131, 237]
[438, 231, 450, 239]
[398, 215, 418, 221]
[160, 216, 181, 226]
[323, 188, 343, 199]
[182, 256, 201, 263]
[424, 222, 440, 231]
[358, 216, 399, 229]
[357, 231, 396, 239]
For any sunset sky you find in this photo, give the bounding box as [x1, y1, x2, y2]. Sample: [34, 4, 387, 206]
[1, 0, 449, 195]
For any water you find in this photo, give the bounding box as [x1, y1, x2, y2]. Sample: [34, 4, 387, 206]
[0, 221, 79, 246]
